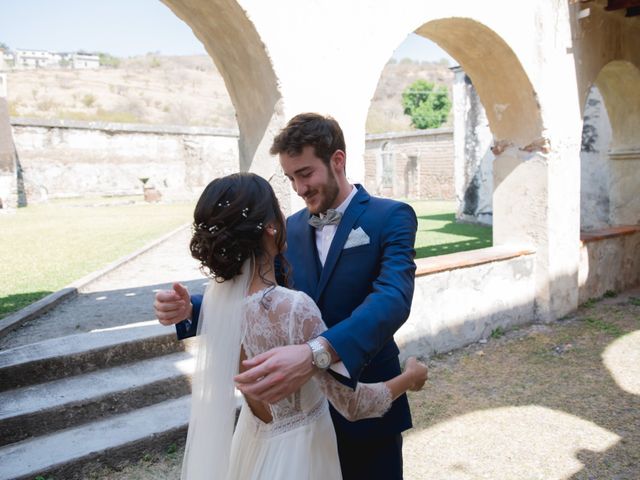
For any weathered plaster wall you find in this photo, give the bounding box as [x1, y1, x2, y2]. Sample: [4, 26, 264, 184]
[571, 5, 640, 111]
[10, 119, 239, 201]
[594, 61, 640, 226]
[364, 129, 454, 200]
[572, 7, 640, 228]
[578, 229, 640, 303]
[580, 86, 612, 230]
[397, 249, 536, 358]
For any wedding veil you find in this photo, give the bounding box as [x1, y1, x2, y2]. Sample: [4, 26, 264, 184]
[181, 258, 252, 480]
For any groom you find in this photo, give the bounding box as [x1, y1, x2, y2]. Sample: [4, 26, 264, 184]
[155, 113, 417, 479]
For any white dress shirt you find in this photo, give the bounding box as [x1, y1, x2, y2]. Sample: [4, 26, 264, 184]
[315, 185, 357, 266]
[313, 185, 357, 379]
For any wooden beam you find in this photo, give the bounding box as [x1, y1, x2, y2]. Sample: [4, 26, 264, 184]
[606, 0, 640, 11]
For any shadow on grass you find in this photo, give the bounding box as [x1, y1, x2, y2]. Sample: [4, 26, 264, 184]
[415, 238, 492, 259]
[417, 213, 457, 222]
[0, 291, 53, 319]
[427, 222, 492, 238]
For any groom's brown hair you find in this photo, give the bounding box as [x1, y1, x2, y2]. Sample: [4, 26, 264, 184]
[270, 113, 346, 165]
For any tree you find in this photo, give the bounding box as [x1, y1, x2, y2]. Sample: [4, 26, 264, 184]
[98, 52, 120, 68]
[401, 79, 451, 129]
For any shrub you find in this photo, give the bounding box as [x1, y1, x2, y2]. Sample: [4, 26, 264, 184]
[37, 98, 57, 111]
[402, 79, 451, 129]
[82, 93, 97, 108]
[98, 52, 121, 68]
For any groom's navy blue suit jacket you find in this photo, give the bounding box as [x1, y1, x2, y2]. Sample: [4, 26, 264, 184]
[177, 185, 417, 439]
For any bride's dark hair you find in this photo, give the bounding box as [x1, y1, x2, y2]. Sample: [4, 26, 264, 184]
[190, 173, 288, 283]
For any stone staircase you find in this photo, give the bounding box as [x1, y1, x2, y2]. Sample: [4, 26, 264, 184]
[0, 321, 196, 480]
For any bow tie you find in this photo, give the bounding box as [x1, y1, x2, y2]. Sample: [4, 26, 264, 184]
[308, 209, 343, 229]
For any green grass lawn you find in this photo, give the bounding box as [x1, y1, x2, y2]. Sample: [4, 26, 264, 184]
[0, 197, 194, 319]
[409, 200, 492, 259]
[0, 198, 491, 319]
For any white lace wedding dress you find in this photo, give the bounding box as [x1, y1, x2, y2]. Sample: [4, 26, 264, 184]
[226, 286, 393, 480]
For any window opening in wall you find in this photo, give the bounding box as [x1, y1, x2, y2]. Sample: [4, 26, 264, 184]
[381, 141, 394, 188]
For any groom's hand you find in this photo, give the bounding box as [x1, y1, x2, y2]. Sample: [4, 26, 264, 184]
[234, 344, 314, 404]
[154, 283, 193, 325]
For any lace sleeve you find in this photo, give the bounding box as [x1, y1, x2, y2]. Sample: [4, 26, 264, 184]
[290, 292, 393, 421]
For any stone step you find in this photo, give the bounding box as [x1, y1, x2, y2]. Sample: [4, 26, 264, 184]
[0, 396, 191, 480]
[0, 321, 191, 391]
[0, 351, 195, 446]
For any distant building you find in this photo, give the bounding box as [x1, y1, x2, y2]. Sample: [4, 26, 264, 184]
[68, 52, 100, 69]
[11, 49, 99, 70]
[1, 51, 14, 69]
[14, 49, 62, 69]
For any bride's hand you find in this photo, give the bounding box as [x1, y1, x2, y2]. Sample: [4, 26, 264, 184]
[404, 357, 428, 391]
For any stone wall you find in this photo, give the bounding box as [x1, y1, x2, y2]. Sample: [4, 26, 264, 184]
[364, 128, 454, 200]
[396, 246, 536, 358]
[10, 118, 240, 202]
[578, 227, 640, 303]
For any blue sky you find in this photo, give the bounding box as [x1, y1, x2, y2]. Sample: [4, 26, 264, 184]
[1, 0, 453, 62]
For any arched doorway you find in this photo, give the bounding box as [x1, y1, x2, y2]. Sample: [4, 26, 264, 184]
[593, 60, 640, 226]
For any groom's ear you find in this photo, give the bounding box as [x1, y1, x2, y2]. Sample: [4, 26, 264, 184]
[330, 149, 346, 175]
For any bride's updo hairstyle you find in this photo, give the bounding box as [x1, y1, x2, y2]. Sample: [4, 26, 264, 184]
[190, 173, 286, 282]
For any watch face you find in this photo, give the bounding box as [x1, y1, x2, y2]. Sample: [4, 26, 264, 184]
[316, 350, 331, 369]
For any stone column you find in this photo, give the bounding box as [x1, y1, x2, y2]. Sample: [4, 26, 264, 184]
[451, 66, 494, 226]
[580, 86, 612, 230]
[0, 73, 22, 208]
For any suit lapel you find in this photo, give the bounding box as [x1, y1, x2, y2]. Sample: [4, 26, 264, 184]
[315, 186, 370, 302]
[295, 213, 321, 295]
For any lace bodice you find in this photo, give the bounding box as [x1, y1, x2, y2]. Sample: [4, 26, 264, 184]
[241, 286, 392, 431]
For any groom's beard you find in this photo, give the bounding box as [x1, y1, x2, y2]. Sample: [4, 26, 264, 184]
[307, 166, 340, 215]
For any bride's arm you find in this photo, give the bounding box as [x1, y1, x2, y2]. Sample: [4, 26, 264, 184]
[291, 293, 427, 422]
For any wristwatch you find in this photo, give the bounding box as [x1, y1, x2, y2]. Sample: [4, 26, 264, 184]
[307, 338, 332, 370]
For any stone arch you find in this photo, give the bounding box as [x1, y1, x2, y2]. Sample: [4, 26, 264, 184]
[415, 18, 543, 148]
[161, 0, 282, 173]
[593, 60, 640, 225]
[594, 61, 640, 154]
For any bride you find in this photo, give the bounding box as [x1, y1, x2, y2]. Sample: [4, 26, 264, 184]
[181, 172, 427, 480]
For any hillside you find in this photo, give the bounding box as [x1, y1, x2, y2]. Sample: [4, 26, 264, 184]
[6, 55, 454, 133]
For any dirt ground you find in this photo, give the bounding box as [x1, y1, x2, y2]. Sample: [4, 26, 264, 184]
[84, 288, 640, 480]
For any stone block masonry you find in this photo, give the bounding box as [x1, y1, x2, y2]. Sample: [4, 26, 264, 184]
[10, 118, 240, 202]
[364, 128, 454, 200]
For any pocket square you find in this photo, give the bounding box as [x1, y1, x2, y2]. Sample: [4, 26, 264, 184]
[343, 227, 370, 249]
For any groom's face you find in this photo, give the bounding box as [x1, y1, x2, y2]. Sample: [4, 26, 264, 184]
[280, 145, 340, 215]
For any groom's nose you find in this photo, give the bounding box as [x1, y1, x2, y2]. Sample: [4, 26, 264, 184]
[295, 180, 309, 197]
